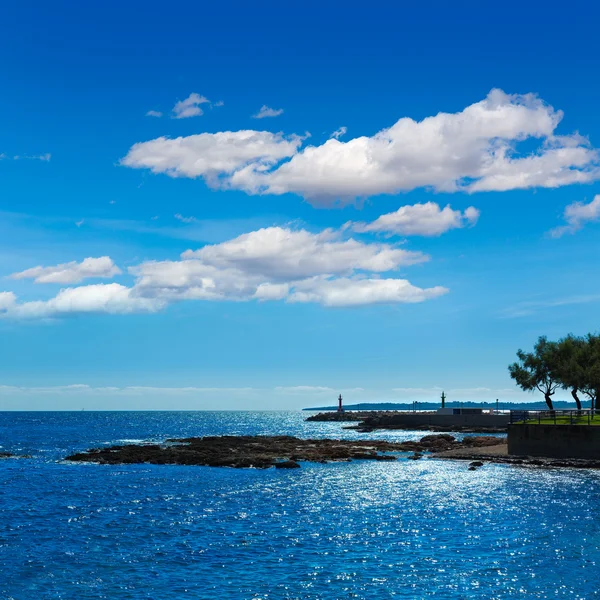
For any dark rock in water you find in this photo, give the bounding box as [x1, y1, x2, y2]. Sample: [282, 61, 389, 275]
[469, 461, 484, 468]
[0, 452, 32, 459]
[275, 460, 301, 469]
[64, 433, 505, 470]
[408, 453, 423, 460]
[65, 435, 407, 469]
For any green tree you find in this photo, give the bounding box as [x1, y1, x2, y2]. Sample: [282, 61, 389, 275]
[508, 336, 560, 410]
[551, 334, 585, 411]
[577, 334, 600, 410]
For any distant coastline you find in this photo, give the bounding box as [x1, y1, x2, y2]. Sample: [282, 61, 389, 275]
[302, 400, 581, 411]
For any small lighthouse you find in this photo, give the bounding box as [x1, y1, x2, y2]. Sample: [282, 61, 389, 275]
[337, 393, 344, 413]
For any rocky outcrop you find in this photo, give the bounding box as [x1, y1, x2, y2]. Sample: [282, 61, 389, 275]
[65, 435, 407, 469]
[65, 434, 503, 469]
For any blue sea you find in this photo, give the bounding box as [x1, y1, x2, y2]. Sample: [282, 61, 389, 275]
[1, 411, 599, 599]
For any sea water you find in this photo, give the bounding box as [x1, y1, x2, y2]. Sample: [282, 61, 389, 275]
[0, 411, 599, 599]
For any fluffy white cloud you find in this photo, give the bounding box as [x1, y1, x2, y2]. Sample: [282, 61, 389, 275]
[10, 256, 121, 284]
[146, 110, 163, 118]
[549, 194, 600, 238]
[0, 283, 164, 319]
[288, 277, 448, 307]
[252, 105, 284, 119]
[172, 93, 210, 118]
[121, 131, 304, 183]
[182, 227, 427, 278]
[3, 227, 446, 318]
[131, 226, 438, 307]
[123, 89, 600, 206]
[352, 202, 480, 236]
[0, 292, 16, 310]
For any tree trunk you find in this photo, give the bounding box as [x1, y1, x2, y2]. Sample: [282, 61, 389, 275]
[571, 388, 582, 411]
[544, 392, 554, 411]
[595, 392, 600, 411]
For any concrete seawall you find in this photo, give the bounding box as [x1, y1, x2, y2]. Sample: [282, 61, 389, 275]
[360, 413, 510, 429]
[508, 425, 600, 459]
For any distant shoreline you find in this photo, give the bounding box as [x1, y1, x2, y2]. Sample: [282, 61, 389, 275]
[303, 401, 582, 412]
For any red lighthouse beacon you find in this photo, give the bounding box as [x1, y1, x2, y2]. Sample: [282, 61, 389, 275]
[337, 393, 344, 413]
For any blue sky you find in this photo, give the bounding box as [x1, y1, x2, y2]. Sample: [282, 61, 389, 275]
[1, 0, 600, 410]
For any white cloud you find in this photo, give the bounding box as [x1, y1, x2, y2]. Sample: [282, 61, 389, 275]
[174, 213, 197, 224]
[1, 227, 446, 318]
[288, 277, 448, 307]
[352, 202, 480, 237]
[12, 153, 51, 161]
[0, 283, 164, 319]
[213, 100, 224, 108]
[146, 110, 163, 118]
[10, 256, 122, 284]
[181, 226, 427, 279]
[172, 93, 210, 119]
[0, 292, 16, 311]
[254, 282, 289, 301]
[549, 194, 600, 238]
[131, 226, 436, 307]
[330, 126, 347, 139]
[121, 131, 304, 183]
[123, 89, 600, 206]
[252, 105, 284, 119]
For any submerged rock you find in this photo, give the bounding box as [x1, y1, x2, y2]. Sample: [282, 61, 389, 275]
[275, 460, 301, 469]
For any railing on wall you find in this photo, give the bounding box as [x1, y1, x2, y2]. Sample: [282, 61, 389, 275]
[510, 409, 600, 425]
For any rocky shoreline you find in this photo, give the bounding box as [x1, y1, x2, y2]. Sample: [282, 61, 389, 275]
[435, 443, 600, 469]
[65, 434, 502, 469]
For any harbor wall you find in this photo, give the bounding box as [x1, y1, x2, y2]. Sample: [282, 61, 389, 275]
[363, 413, 510, 429]
[508, 425, 600, 458]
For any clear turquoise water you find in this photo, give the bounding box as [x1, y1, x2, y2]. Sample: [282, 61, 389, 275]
[1, 411, 599, 599]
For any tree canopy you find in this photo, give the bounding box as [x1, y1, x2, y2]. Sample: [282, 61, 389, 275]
[509, 334, 600, 410]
